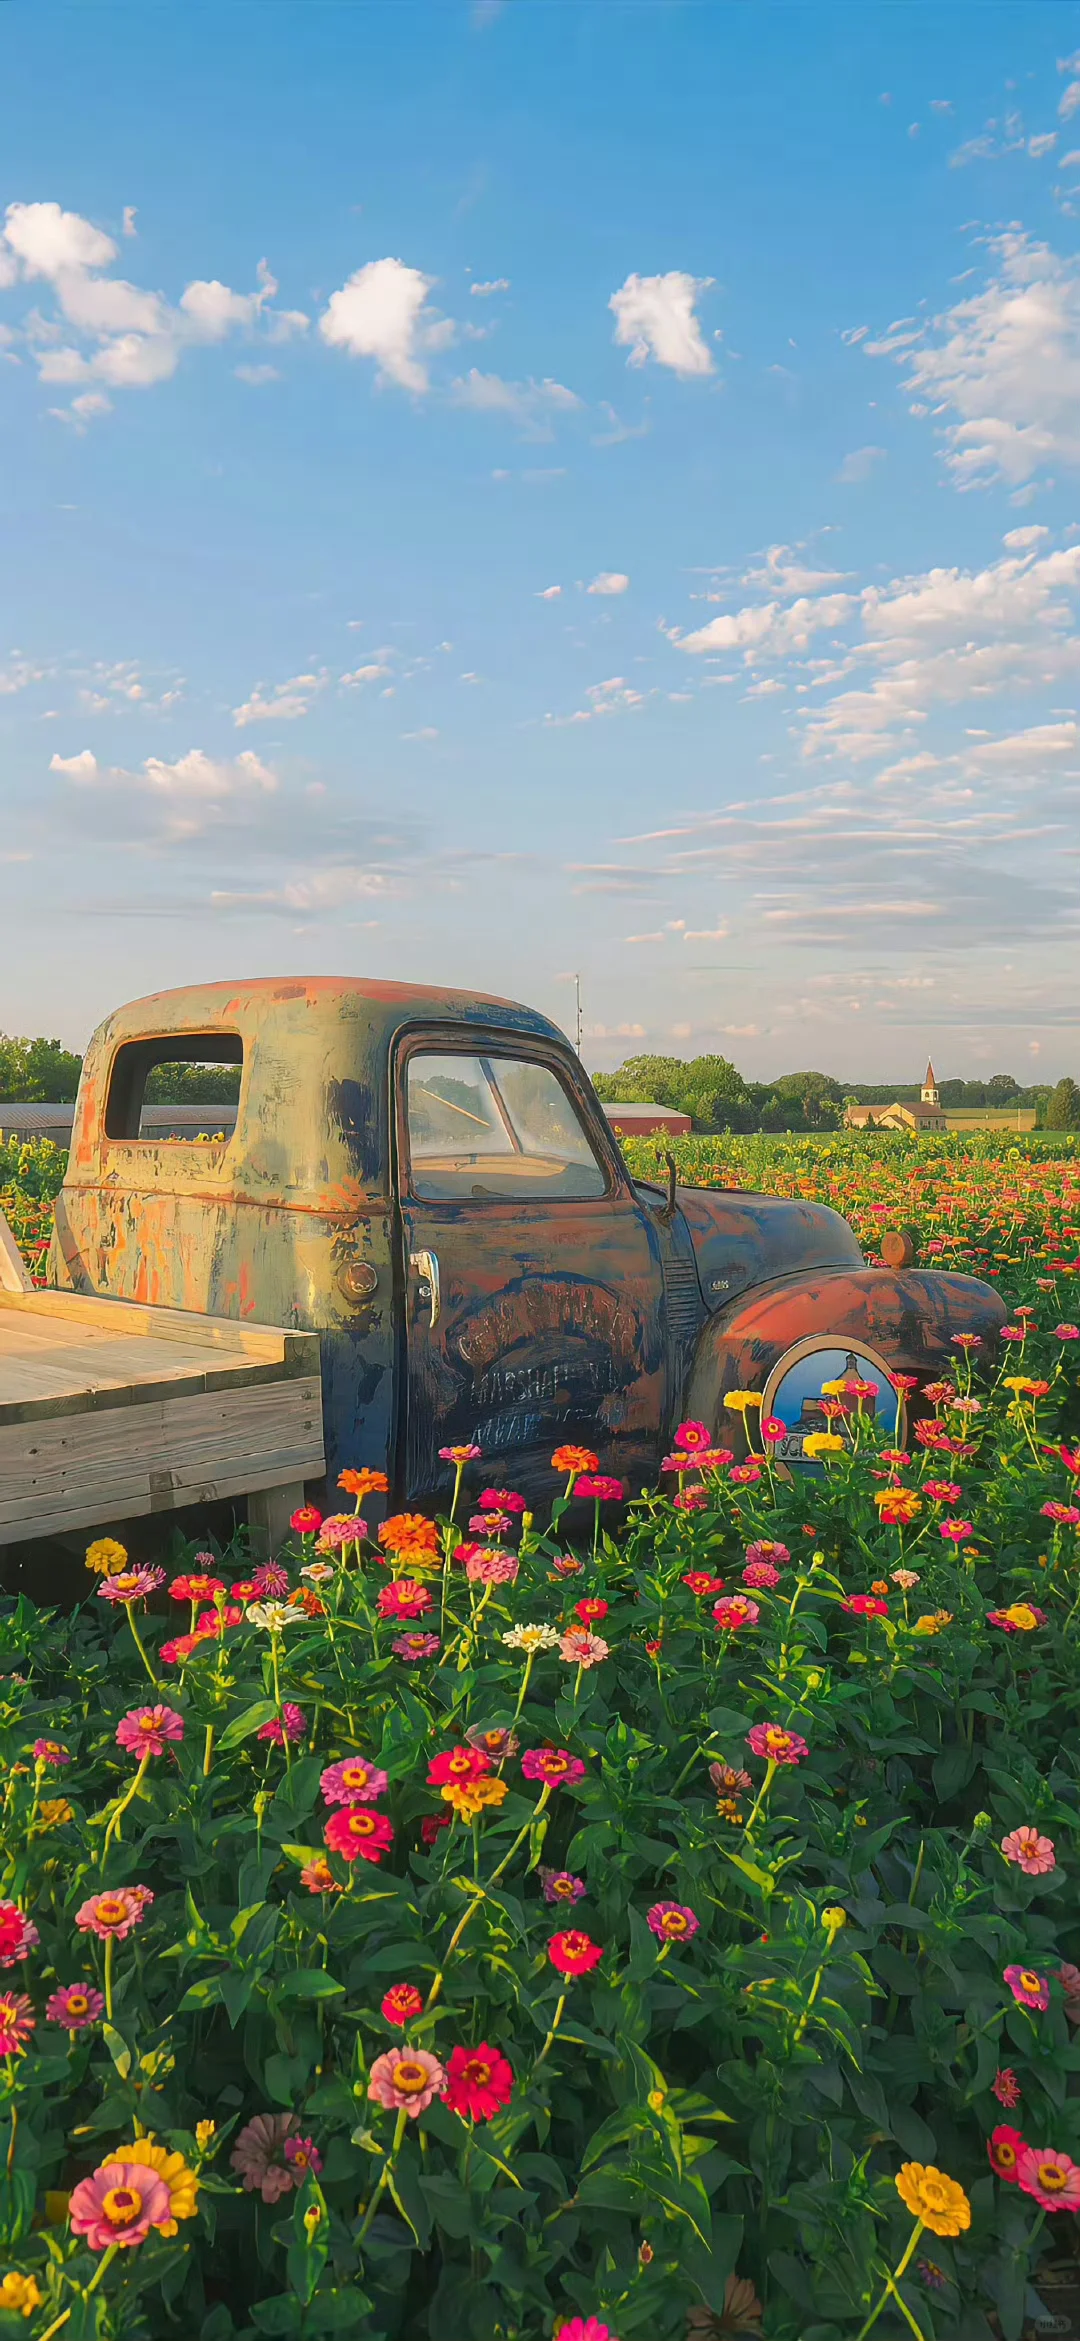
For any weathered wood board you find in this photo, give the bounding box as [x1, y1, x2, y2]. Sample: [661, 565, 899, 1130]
[0, 1264, 324, 1546]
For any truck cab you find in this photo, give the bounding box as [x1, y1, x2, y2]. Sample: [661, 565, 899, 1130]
[49, 977, 1006, 1504]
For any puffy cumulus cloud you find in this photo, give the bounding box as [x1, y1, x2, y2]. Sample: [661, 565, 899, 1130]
[470, 278, 509, 297]
[318, 257, 451, 393]
[609, 270, 714, 378]
[863, 230, 1080, 486]
[232, 671, 329, 727]
[679, 591, 854, 659]
[586, 571, 630, 596]
[49, 743, 276, 840]
[0, 205, 307, 415]
[450, 368, 580, 433]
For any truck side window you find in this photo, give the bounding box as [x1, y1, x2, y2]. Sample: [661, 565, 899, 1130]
[405, 1053, 607, 1201]
[104, 1034, 243, 1142]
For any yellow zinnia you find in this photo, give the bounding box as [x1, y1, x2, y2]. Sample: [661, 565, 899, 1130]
[803, 1432, 845, 1458]
[440, 1775, 509, 1820]
[0, 2272, 41, 2317]
[85, 1537, 128, 1577]
[894, 2163, 971, 2237]
[118, 2140, 200, 2236]
[723, 1390, 761, 1414]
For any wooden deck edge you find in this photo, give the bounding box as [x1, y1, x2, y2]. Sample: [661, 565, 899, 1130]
[0, 1286, 321, 1369]
[0, 1452, 325, 1547]
[0, 1351, 321, 1430]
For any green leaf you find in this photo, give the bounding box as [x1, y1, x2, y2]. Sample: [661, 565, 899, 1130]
[102, 2022, 132, 2078]
[217, 1699, 279, 1750]
[720, 1847, 776, 1896]
[275, 1970, 346, 2001]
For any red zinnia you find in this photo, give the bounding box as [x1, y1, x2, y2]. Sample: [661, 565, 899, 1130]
[574, 1598, 609, 1624]
[548, 1930, 604, 1977]
[382, 1983, 424, 2029]
[443, 2041, 514, 2122]
[988, 2124, 1025, 2184]
[323, 1807, 394, 1865]
[427, 1746, 492, 1787]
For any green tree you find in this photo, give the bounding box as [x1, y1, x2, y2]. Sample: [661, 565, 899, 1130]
[0, 1034, 83, 1101]
[1047, 1076, 1080, 1130]
[143, 1062, 241, 1104]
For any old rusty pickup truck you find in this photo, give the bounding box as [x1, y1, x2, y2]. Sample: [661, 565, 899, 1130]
[46, 976, 1005, 1514]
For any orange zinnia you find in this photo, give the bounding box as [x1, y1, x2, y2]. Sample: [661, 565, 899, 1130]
[379, 1513, 440, 1556]
[339, 1467, 390, 1499]
[551, 1446, 600, 1477]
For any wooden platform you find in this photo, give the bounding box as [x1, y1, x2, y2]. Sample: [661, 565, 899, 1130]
[0, 1236, 324, 1546]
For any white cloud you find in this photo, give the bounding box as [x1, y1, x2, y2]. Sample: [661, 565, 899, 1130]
[319, 257, 445, 393]
[1061, 81, 1080, 119]
[51, 743, 276, 839]
[1003, 524, 1050, 548]
[450, 369, 580, 431]
[609, 270, 714, 377]
[836, 444, 886, 484]
[537, 585, 561, 599]
[587, 571, 630, 596]
[122, 207, 137, 238]
[864, 230, 1080, 485]
[0, 201, 305, 415]
[235, 363, 280, 386]
[679, 590, 853, 659]
[50, 749, 98, 783]
[470, 278, 509, 297]
[232, 672, 327, 727]
[340, 662, 391, 686]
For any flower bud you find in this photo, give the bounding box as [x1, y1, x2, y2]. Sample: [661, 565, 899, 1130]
[821, 1905, 847, 1943]
[303, 2203, 323, 2242]
[972, 1811, 992, 1833]
[805, 1670, 822, 1690]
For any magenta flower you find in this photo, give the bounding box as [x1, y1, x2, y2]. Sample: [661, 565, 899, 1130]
[31, 1739, 70, 1767]
[115, 1705, 185, 1760]
[69, 2156, 172, 2249]
[439, 1443, 482, 1462]
[673, 1488, 708, 1511]
[646, 1901, 699, 1943]
[1004, 1962, 1049, 2010]
[674, 1420, 712, 1452]
[97, 1566, 166, 1605]
[573, 1476, 624, 1503]
[554, 2319, 616, 2341]
[1001, 1827, 1056, 1877]
[1017, 2145, 1080, 2212]
[368, 2047, 446, 2116]
[1054, 1324, 1080, 1341]
[252, 1561, 291, 1597]
[522, 1747, 586, 1787]
[746, 1722, 809, 1767]
[465, 1549, 519, 1584]
[745, 1540, 790, 1571]
[742, 1560, 781, 1590]
[939, 1520, 975, 1543]
[1042, 1502, 1080, 1525]
[0, 1904, 39, 1968]
[729, 1462, 762, 1485]
[0, 1993, 34, 2057]
[46, 1983, 104, 2030]
[283, 2135, 323, 2178]
[469, 1511, 512, 1534]
[712, 1595, 760, 1632]
[992, 2067, 1022, 2108]
[540, 1869, 587, 1904]
[320, 1756, 389, 1806]
[480, 1488, 527, 1513]
[231, 2111, 301, 2203]
[75, 1886, 153, 1942]
[257, 1704, 306, 1745]
[392, 1631, 441, 1660]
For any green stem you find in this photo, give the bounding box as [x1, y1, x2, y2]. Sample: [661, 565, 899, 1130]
[853, 2220, 925, 2341]
[511, 1650, 537, 1723]
[357, 2106, 408, 2244]
[489, 1784, 551, 1886]
[125, 1605, 158, 1687]
[742, 1758, 778, 1843]
[102, 1749, 151, 1861]
[104, 1932, 115, 2023]
[270, 1633, 291, 1771]
[533, 1990, 567, 2070]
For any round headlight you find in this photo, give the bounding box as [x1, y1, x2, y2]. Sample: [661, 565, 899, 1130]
[761, 1336, 903, 1470]
[337, 1259, 378, 1305]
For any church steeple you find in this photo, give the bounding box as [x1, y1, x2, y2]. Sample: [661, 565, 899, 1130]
[921, 1059, 939, 1106]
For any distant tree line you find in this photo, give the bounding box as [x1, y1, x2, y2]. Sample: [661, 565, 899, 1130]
[0, 1037, 240, 1106]
[592, 1053, 1080, 1132]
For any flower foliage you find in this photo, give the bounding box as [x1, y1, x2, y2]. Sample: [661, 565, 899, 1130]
[0, 1140, 1078, 2334]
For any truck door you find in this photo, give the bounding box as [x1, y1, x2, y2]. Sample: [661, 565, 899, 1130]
[394, 1035, 667, 1505]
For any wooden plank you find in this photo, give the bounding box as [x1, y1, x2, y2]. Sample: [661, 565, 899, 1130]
[0, 1286, 302, 1362]
[0, 1213, 32, 1296]
[0, 1376, 324, 1545]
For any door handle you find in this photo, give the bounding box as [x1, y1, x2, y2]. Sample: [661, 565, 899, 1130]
[409, 1248, 441, 1328]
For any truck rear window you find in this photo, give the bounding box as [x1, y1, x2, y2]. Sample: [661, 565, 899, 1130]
[405, 1052, 606, 1200]
[104, 1034, 243, 1142]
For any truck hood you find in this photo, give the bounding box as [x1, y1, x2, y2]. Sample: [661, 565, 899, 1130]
[667, 1185, 865, 1310]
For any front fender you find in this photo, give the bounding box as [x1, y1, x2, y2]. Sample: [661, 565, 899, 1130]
[683, 1265, 1007, 1426]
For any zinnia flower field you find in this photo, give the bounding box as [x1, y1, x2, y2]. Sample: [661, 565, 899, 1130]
[0, 1138, 1079, 2338]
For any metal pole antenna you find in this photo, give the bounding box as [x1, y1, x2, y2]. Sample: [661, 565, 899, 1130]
[574, 973, 582, 1056]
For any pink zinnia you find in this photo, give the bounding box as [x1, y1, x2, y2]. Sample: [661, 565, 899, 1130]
[558, 1630, 609, 1668]
[843, 1594, 889, 1617]
[522, 1746, 586, 1786]
[231, 2111, 301, 2203]
[320, 1756, 389, 1806]
[31, 1739, 70, 1767]
[480, 1488, 527, 1513]
[1054, 1324, 1080, 1341]
[1001, 1827, 1056, 1876]
[1004, 1962, 1049, 2010]
[742, 1560, 780, 1589]
[368, 2046, 446, 2116]
[573, 1476, 624, 1503]
[1042, 1502, 1080, 1525]
[377, 1580, 433, 1620]
[75, 1885, 153, 1942]
[992, 2068, 1022, 2109]
[729, 1462, 762, 1485]
[939, 1520, 975, 1543]
[115, 1705, 185, 1760]
[673, 1488, 708, 1511]
[712, 1595, 760, 1632]
[46, 1982, 104, 2031]
[0, 1992, 34, 2057]
[257, 1704, 306, 1745]
[0, 1903, 39, 1968]
[646, 1901, 699, 1943]
[1017, 2145, 1080, 2212]
[674, 1421, 711, 1452]
[747, 1722, 809, 1766]
[469, 1509, 512, 1534]
[392, 1632, 441, 1660]
[169, 1571, 225, 1603]
[554, 2319, 616, 2341]
[69, 2156, 172, 2249]
[745, 1540, 790, 1571]
[97, 1566, 166, 1605]
[252, 1561, 291, 1598]
[284, 2135, 323, 2178]
[465, 1549, 519, 1585]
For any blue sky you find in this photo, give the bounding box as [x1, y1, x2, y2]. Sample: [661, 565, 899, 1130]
[3, 0, 1080, 1082]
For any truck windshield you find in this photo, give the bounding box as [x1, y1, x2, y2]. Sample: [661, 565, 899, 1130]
[405, 1052, 606, 1200]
